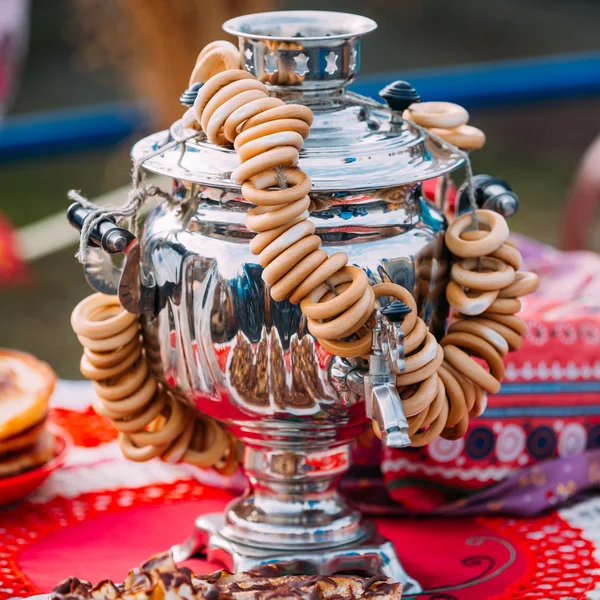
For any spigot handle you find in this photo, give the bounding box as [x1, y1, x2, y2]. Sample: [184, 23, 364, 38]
[367, 378, 411, 448]
[67, 202, 137, 255]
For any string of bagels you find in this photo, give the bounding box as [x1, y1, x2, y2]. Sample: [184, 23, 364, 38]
[70, 39, 539, 468]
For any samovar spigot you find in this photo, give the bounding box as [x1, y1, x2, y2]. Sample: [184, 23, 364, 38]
[363, 301, 411, 448]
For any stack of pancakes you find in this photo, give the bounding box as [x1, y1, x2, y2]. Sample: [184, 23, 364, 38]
[0, 349, 56, 478]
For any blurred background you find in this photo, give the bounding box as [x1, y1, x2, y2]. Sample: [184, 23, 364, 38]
[0, 0, 599, 378]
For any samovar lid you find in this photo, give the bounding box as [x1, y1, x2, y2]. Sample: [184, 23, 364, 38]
[131, 11, 464, 192]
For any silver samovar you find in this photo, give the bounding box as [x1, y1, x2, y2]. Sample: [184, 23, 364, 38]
[68, 11, 519, 594]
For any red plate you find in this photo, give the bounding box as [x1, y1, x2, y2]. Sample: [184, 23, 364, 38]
[0, 425, 71, 506]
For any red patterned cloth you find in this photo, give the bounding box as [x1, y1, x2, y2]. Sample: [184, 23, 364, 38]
[2, 382, 600, 600]
[379, 236, 600, 512]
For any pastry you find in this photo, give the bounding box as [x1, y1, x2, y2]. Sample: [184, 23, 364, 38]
[0, 418, 47, 455]
[51, 551, 403, 600]
[0, 349, 56, 478]
[0, 429, 55, 478]
[0, 349, 55, 441]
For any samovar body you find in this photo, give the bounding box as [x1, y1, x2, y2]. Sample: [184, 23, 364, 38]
[123, 10, 467, 587]
[142, 185, 449, 444]
[139, 180, 449, 584]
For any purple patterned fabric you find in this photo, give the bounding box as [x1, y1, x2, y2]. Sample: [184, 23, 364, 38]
[343, 449, 600, 517]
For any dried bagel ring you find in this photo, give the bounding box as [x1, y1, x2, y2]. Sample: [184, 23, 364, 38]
[448, 319, 509, 357]
[404, 317, 428, 354]
[202, 82, 269, 143]
[93, 359, 149, 402]
[79, 344, 142, 380]
[461, 230, 523, 270]
[418, 376, 447, 433]
[110, 391, 168, 434]
[83, 338, 139, 370]
[162, 417, 196, 464]
[307, 286, 374, 339]
[289, 253, 349, 304]
[184, 417, 231, 468]
[470, 385, 488, 418]
[443, 345, 501, 395]
[395, 345, 444, 386]
[445, 210, 509, 258]
[237, 131, 305, 163]
[399, 373, 439, 417]
[410, 378, 449, 447]
[486, 298, 522, 315]
[262, 235, 322, 286]
[241, 104, 314, 130]
[258, 220, 315, 266]
[441, 412, 470, 441]
[232, 146, 300, 185]
[195, 40, 237, 64]
[249, 216, 308, 255]
[322, 284, 375, 339]
[301, 267, 369, 320]
[442, 360, 476, 413]
[402, 332, 439, 374]
[437, 362, 466, 428]
[480, 312, 527, 336]
[441, 331, 505, 381]
[71, 293, 137, 339]
[429, 125, 486, 151]
[270, 250, 328, 302]
[446, 281, 498, 316]
[246, 196, 310, 232]
[92, 396, 127, 420]
[73, 289, 233, 471]
[77, 321, 140, 353]
[373, 283, 418, 336]
[408, 408, 428, 438]
[193, 69, 255, 121]
[189, 41, 240, 85]
[498, 271, 540, 298]
[243, 168, 312, 207]
[235, 118, 311, 147]
[223, 97, 284, 143]
[454, 368, 477, 414]
[129, 393, 186, 447]
[491, 244, 522, 271]
[318, 333, 374, 359]
[405, 102, 469, 129]
[467, 317, 523, 352]
[451, 257, 515, 291]
[119, 432, 169, 462]
[100, 375, 158, 417]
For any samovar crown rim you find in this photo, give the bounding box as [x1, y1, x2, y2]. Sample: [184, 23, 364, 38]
[222, 10, 378, 42]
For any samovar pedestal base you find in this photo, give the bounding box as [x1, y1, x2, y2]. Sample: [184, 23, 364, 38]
[171, 513, 421, 594]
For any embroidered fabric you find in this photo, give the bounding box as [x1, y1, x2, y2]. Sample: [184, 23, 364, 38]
[2, 401, 600, 600]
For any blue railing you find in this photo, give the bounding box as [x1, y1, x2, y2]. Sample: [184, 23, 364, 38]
[1, 51, 600, 162]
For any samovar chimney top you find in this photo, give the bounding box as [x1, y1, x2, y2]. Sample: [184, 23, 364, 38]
[222, 11, 377, 92]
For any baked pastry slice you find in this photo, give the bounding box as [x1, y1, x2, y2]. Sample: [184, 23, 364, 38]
[51, 552, 403, 600]
[0, 349, 55, 441]
[0, 429, 55, 478]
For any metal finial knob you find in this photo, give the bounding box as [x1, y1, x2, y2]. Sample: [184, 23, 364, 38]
[380, 299, 411, 323]
[379, 81, 420, 113]
[179, 82, 203, 107]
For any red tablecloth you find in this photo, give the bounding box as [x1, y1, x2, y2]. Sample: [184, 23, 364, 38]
[2, 382, 600, 600]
